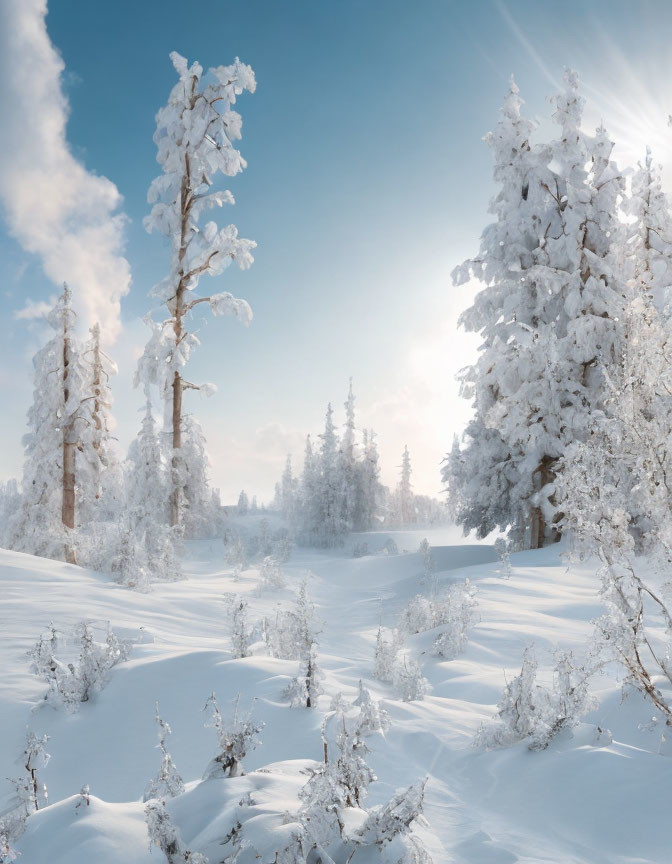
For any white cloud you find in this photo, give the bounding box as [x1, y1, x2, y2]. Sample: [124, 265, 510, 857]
[0, 0, 130, 344]
[14, 296, 55, 320]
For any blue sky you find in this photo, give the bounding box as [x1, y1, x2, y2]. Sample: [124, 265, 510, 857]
[1, 0, 671, 502]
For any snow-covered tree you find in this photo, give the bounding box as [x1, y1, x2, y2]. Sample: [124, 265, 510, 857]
[625, 147, 672, 309]
[353, 680, 390, 737]
[202, 693, 263, 779]
[227, 595, 251, 659]
[394, 446, 415, 527]
[127, 399, 170, 530]
[391, 656, 429, 702]
[447, 71, 626, 548]
[139, 51, 256, 529]
[144, 702, 185, 802]
[237, 490, 249, 515]
[277, 455, 298, 525]
[79, 322, 121, 522]
[316, 404, 347, 546]
[359, 428, 383, 531]
[300, 713, 430, 862]
[10, 284, 89, 563]
[373, 628, 402, 684]
[146, 799, 208, 864]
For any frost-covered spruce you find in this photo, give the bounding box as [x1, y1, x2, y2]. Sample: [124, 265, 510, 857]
[9, 285, 90, 563]
[227, 596, 251, 659]
[448, 71, 627, 548]
[202, 693, 263, 779]
[138, 51, 256, 530]
[78, 322, 122, 524]
[146, 799, 208, 864]
[144, 703, 185, 802]
[393, 445, 416, 527]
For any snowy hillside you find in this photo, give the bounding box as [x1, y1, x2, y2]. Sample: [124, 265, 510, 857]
[2, 527, 670, 863]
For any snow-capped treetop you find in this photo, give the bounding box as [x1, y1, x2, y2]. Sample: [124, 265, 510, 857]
[625, 148, 672, 307]
[144, 52, 256, 317]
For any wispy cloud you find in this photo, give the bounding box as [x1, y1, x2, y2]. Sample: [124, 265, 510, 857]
[14, 297, 56, 320]
[0, 0, 131, 343]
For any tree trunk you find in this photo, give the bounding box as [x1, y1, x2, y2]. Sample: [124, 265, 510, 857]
[170, 369, 183, 527]
[530, 456, 560, 549]
[62, 319, 77, 564]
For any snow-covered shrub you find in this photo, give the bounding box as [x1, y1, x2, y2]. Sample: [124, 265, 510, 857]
[224, 531, 248, 575]
[494, 537, 512, 579]
[298, 712, 430, 862]
[144, 703, 185, 802]
[432, 580, 479, 659]
[0, 831, 18, 863]
[476, 646, 593, 750]
[202, 693, 263, 779]
[300, 715, 376, 848]
[30, 621, 130, 711]
[418, 538, 434, 582]
[260, 555, 286, 590]
[397, 579, 478, 660]
[265, 579, 320, 661]
[353, 541, 370, 558]
[271, 528, 294, 564]
[353, 680, 390, 736]
[399, 595, 436, 635]
[352, 779, 429, 859]
[227, 595, 251, 659]
[146, 799, 208, 863]
[373, 628, 402, 683]
[392, 656, 429, 702]
[382, 538, 399, 556]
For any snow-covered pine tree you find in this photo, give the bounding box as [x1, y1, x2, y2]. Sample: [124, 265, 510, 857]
[317, 404, 347, 546]
[178, 414, 219, 537]
[227, 595, 251, 659]
[625, 147, 672, 309]
[79, 322, 121, 523]
[394, 446, 415, 527]
[127, 399, 171, 529]
[139, 51, 256, 530]
[298, 435, 320, 543]
[237, 490, 249, 515]
[283, 579, 324, 707]
[10, 284, 89, 563]
[144, 702, 185, 802]
[338, 379, 359, 530]
[448, 71, 626, 547]
[278, 454, 298, 526]
[359, 428, 382, 531]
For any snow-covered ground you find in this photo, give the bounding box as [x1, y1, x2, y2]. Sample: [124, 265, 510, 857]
[2, 524, 671, 863]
